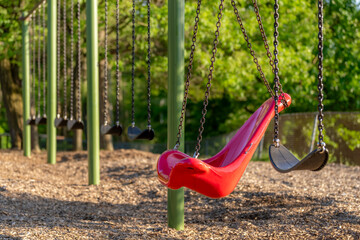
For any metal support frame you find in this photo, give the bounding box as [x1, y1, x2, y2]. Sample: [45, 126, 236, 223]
[47, 0, 57, 164]
[167, 0, 185, 230]
[21, 12, 31, 157]
[86, 0, 100, 185]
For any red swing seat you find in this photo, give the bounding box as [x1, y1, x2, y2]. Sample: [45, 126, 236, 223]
[157, 93, 291, 198]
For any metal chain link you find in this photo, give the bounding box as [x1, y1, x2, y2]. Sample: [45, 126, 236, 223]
[175, 0, 202, 149]
[57, 0, 61, 117]
[33, 15, 37, 117]
[251, 0, 287, 107]
[147, 0, 151, 129]
[252, 0, 274, 72]
[194, 0, 224, 158]
[42, 2, 46, 117]
[37, 9, 42, 117]
[273, 0, 280, 146]
[103, 0, 109, 125]
[69, 0, 74, 120]
[63, 0, 67, 119]
[76, 0, 81, 121]
[131, 0, 135, 126]
[317, 0, 325, 151]
[115, 0, 120, 125]
[231, 0, 273, 97]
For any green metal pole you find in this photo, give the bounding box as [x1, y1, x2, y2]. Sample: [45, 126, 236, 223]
[21, 12, 31, 157]
[86, 0, 100, 185]
[167, 0, 185, 230]
[47, 0, 57, 164]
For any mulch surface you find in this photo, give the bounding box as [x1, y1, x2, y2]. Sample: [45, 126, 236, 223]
[0, 149, 359, 239]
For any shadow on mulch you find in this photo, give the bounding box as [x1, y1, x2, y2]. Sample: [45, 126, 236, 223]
[184, 190, 360, 230]
[1, 188, 359, 237]
[59, 153, 87, 163]
[0, 191, 167, 232]
[105, 165, 154, 181]
[0, 235, 22, 240]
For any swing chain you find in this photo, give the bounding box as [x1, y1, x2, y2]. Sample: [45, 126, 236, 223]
[77, 0, 81, 121]
[63, 0, 67, 119]
[131, 0, 135, 126]
[70, 0, 74, 120]
[42, 3, 46, 117]
[37, 9, 41, 117]
[252, 0, 274, 73]
[116, 0, 120, 125]
[231, 0, 273, 97]
[174, 0, 202, 150]
[34, 14, 37, 117]
[147, 0, 152, 130]
[252, 0, 287, 107]
[57, 0, 61, 117]
[194, 0, 224, 158]
[103, 0, 109, 125]
[273, 0, 280, 147]
[317, 0, 325, 152]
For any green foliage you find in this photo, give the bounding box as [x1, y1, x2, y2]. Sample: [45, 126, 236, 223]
[0, 1, 24, 61]
[0, 0, 359, 147]
[323, 113, 360, 164]
[179, 0, 360, 141]
[0, 105, 8, 133]
[337, 127, 360, 151]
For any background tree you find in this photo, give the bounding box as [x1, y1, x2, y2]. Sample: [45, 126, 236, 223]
[0, 1, 27, 149]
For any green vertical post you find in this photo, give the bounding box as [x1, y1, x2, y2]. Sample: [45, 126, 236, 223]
[167, 0, 185, 230]
[47, 0, 57, 164]
[86, 0, 100, 185]
[21, 12, 31, 157]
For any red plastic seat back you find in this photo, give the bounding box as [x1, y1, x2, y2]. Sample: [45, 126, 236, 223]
[203, 97, 273, 167]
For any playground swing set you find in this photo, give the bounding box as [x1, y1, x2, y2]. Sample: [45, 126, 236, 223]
[127, 0, 155, 141]
[157, 0, 328, 198]
[100, 0, 154, 140]
[66, 0, 84, 130]
[100, 0, 123, 136]
[25, 13, 36, 126]
[20, 0, 328, 230]
[26, 5, 47, 126]
[54, 0, 84, 130]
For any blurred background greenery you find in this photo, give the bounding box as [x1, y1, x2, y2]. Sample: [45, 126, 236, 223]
[0, 0, 359, 164]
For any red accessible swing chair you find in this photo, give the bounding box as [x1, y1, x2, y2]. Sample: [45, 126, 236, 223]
[157, 94, 291, 198]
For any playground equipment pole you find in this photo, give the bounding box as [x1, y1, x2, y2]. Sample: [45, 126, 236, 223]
[47, 0, 57, 164]
[86, 0, 100, 185]
[167, 0, 185, 230]
[21, 12, 31, 157]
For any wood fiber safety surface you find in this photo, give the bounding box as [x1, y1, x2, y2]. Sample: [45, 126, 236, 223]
[0, 150, 359, 239]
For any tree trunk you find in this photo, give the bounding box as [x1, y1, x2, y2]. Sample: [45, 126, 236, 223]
[31, 125, 41, 152]
[73, 129, 83, 151]
[99, 58, 113, 151]
[0, 58, 23, 149]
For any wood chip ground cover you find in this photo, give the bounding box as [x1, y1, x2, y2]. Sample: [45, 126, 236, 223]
[0, 150, 359, 239]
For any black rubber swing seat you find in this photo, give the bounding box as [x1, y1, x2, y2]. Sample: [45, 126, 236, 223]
[67, 119, 84, 130]
[269, 144, 328, 173]
[101, 124, 123, 136]
[127, 126, 154, 141]
[26, 117, 36, 126]
[35, 115, 47, 125]
[54, 117, 68, 128]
